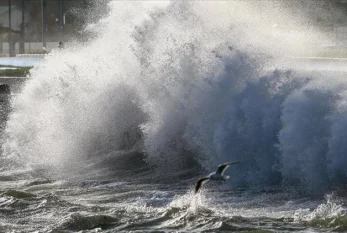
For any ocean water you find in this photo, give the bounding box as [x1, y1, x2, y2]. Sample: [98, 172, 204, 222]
[1, 1, 347, 232]
[0, 57, 43, 67]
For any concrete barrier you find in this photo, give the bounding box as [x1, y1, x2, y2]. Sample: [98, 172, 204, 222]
[270, 57, 347, 72]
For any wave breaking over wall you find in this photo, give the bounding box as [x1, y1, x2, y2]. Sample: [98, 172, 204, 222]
[2, 1, 347, 192]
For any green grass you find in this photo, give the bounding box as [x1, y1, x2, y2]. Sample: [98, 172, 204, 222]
[0, 66, 32, 77]
[0, 64, 23, 68]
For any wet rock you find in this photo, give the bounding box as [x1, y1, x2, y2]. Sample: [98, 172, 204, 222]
[0, 84, 10, 95]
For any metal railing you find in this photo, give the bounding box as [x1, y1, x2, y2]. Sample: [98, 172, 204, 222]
[2, 0, 66, 56]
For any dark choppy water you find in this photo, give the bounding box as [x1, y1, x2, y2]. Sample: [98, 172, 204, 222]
[0, 173, 346, 232]
[1, 150, 347, 232]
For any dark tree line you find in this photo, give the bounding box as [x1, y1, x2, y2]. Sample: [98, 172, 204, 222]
[5, 0, 110, 42]
[3, 0, 347, 45]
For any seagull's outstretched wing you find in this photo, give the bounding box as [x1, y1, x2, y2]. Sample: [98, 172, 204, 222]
[216, 161, 240, 175]
[195, 177, 210, 193]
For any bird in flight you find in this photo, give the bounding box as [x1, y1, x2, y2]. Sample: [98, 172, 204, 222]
[195, 161, 239, 193]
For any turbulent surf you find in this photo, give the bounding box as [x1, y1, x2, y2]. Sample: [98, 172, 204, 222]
[1, 1, 347, 232]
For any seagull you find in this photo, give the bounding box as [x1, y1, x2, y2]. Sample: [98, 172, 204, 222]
[195, 161, 239, 193]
